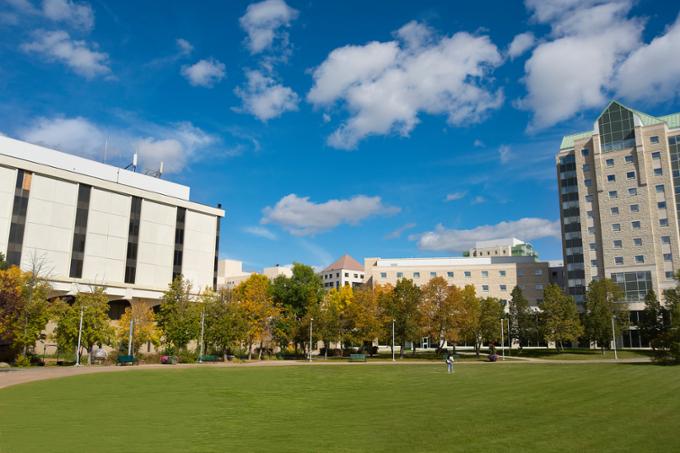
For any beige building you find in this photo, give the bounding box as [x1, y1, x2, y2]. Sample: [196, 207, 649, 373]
[320, 255, 365, 289]
[557, 101, 680, 347]
[363, 254, 549, 305]
[466, 238, 537, 258]
[216, 259, 252, 289]
[263, 264, 293, 280]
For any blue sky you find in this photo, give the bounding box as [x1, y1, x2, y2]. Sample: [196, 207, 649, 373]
[2, 0, 680, 271]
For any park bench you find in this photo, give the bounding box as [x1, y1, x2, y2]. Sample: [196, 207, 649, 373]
[199, 354, 221, 362]
[349, 354, 367, 362]
[117, 355, 136, 366]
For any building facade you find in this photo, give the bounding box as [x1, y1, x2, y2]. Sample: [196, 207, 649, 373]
[320, 255, 365, 289]
[466, 238, 537, 258]
[216, 259, 252, 289]
[557, 101, 680, 346]
[0, 135, 224, 316]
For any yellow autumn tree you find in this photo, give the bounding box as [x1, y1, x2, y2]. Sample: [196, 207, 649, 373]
[117, 304, 161, 355]
[420, 277, 461, 350]
[234, 274, 278, 360]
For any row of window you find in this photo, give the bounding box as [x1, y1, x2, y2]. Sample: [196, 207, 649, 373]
[378, 269, 544, 279]
[323, 272, 364, 279]
[611, 253, 673, 266]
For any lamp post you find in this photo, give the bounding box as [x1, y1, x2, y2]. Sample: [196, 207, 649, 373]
[127, 317, 134, 356]
[309, 318, 314, 362]
[611, 316, 618, 360]
[500, 319, 505, 361]
[392, 319, 396, 362]
[198, 309, 205, 363]
[507, 318, 511, 356]
[75, 306, 84, 366]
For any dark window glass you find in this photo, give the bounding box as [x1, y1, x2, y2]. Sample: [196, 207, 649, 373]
[69, 184, 91, 278]
[172, 207, 186, 280]
[124, 197, 142, 284]
[598, 102, 636, 152]
[7, 170, 32, 266]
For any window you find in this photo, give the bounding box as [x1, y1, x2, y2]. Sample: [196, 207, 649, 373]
[625, 155, 634, 164]
[615, 256, 624, 265]
[633, 238, 642, 246]
[613, 240, 623, 248]
[664, 253, 673, 262]
[611, 271, 652, 302]
[587, 210, 594, 217]
[632, 221, 641, 229]
[666, 271, 674, 279]
[588, 227, 596, 234]
[610, 207, 619, 215]
[535, 284, 544, 291]
[635, 255, 645, 264]
[584, 179, 592, 187]
[585, 195, 593, 202]
[628, 187, 637, 196]
[380, 272, 387, 278]
[518, 270, 525, 276]
[345, 272, 349, 277]
[606, 158, 615, 167]
[430, 272, 436, 277]
[654, 168, 663, 176]
[354, 274, 358, 278]
[413, 272, 420, 278]
[481, 271, 489, 278]
[500, 285, 507, 291]
[609, 190, 618, 199]
[172, 207, 186, 280]
[481, 285, 489, 292]
[591, 260, 598, 267]
[69, 184, 91, 279]
[656, 184, 665, 193]
[581, 148, 589, 157]
[124, 196, 142, 284]
[661, 218, 669, 227]
[658, 201, 667, 209]
[499, 270, 506, 277]
[626, 171, 635, 179]
[612, 223, 621, 232]
[630, 204, 640, 213]
[590, 243, 597, 251]
[535, 269, 543, 276]
[396, 272, 403, 278]
[607, 174, 616, 182]
[650, 136, 660, 144]
[464, 271, 471, 278]
[652, 151, 661, 159]
[583, 164, 590, 172]
[447, 271, 454, 277]
[336, 273, 340, 278]
[662, 236, 671, 244]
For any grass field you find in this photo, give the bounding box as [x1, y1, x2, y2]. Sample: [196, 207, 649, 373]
[0, 363, 678, 452]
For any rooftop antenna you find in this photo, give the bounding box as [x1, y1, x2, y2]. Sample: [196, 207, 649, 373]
[125, 153, 138, 172]
[159, 161, 164, 179]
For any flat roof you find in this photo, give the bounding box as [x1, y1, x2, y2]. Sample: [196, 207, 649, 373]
[372, 256, 540, 267]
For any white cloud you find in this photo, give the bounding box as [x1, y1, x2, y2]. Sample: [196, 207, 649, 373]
[615, 14, 680, 103]
[19, 116, 106, 158]
[181, 58, 226, 87]
[239, 0, 298, 54]
[244, 226, 277, 240]
[385, 222, 416, 240]
[42, 0, 94, 31]
[17, 115, 220, 174]
[444, 192, 466, 202]
[308, 21, 504, 149]
[413, 217, 560, 252]
[235, 69, 299, 121]
[262, 194, 400, 236]
[473, 139, 485, 147]
[176, 38, 193, 56]
[507, 32, 535, 59]
[21, 29, 110, 78]
[471, 195, 486, 205]
[519, 0, 643, 130]
[499, 144, 512, 164]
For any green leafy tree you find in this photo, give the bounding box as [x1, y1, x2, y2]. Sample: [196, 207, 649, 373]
[116, 304, 160, 355]
[203, 289, 248, 357]
[157, 276, 200, 354]
[420, 277, 459, 351]
[345, 286, 384, 355]
[53, 288, 114, 364]
[0, 252, 8, 270]
[479, 297, 503, 348]
[639, 290, 667, 351]
[453, 285, 482, 356]
[508, 286, 532, 349]
[542, 284, 583, 351]
[234, 274, 278, 360]
[383, 278, 421, 358]
[584, 279, 628, 353]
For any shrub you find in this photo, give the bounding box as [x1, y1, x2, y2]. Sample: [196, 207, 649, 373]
[14, 355, 31, 367]
[177, 349, 196, 363]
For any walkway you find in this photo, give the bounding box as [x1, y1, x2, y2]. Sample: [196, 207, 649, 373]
[0, 357, 651, 390]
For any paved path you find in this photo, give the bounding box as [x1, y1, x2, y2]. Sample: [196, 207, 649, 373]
[0, 357, 651, 390]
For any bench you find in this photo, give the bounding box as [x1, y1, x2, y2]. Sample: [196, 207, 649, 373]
[199, 354, 221, 362]
[349, 354, 367, 362]
[117, 355, 136, 366]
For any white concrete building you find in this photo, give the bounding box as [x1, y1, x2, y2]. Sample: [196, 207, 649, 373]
[0, 135, 224, 316]
[320, 255, 365, 289]
[216, 259, 251, 289]
[263, 264, 293, 280]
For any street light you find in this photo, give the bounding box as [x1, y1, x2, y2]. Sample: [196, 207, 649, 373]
[500, 319, 505, 361]
[75, 306, 84, 367]
[198, 309, 205, 363]
[391, 319, 396, 362]
[309, 318, 314, 362]
[611, 316, 618, 360]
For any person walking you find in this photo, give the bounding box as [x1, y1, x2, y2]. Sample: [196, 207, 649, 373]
[446, 353, 454, 374]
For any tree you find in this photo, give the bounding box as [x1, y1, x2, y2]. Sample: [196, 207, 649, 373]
[479, 297, 503, 349]
[541, 284, 583, 351]
[639, 290, 667, 351]
[53, 288, 114, 364]
[453, 285, 482, 356]
[314, 286, 352, 358]
[420, 277, 459, 351]
[584, 279, 628, 353]
[383, 278, 421, 358]
[156, 276, 200, 354]
[0, 252, 7, 270]
[116, 304, 160, 355]
[203, 288, 248, 357]
[234, 274, 278, 359]
[508, 286, 532, 349]
[345, 286, 384, 354]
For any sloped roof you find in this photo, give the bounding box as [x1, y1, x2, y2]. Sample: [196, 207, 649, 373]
[560, 100, 680, 150]
[322, 254, 364, 272]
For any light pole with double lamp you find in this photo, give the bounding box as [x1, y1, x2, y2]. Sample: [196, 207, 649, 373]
[392, 319, 396, 362]
[309, 318, 314, 362]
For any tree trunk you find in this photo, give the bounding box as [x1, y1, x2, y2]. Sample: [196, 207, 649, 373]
[324, 340, 328, 359]
[399, 341, 405, 359]
[87, 345, 92, 365]
[258, 340, 264, 360]
[248, 341, 253, 360]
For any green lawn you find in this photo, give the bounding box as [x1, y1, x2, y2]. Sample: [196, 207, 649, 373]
[0, 363, 678, 452]
[506, 348, 654, 360]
